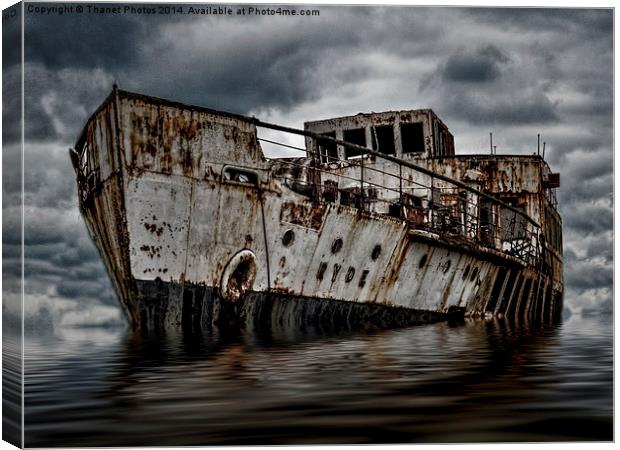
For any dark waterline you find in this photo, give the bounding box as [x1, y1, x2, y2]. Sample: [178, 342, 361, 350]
[23, 313, 612, 446]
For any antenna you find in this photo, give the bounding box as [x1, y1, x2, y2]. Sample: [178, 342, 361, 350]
[537, 134, 540, 156]
[490, 132, 493, 155]
[542, 142, 546, 159]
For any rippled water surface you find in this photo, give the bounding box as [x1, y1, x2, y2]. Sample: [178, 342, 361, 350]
[23, 313, 612, 446]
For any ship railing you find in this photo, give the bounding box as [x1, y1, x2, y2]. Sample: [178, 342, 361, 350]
[256, 125, 542, 266]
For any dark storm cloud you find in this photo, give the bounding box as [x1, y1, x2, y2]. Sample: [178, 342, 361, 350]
[15, 6, 613, 320]
[442, 45, 509, 83]
[23, 4, 180, 71]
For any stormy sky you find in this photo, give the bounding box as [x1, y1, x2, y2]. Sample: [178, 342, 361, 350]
[4, 4, 613, 329]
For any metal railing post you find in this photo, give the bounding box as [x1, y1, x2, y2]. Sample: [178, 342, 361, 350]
[360, 151, 365, 210]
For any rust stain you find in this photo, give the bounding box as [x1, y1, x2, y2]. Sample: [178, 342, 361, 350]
[280, 201, 326, 230]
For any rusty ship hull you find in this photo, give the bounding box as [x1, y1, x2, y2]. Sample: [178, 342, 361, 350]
[71, 88, 563, 332]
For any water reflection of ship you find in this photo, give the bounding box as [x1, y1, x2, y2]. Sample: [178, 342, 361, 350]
[95, 319, 569, 445]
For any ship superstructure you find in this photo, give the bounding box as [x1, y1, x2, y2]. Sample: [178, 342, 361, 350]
[71, 88, 563, 331]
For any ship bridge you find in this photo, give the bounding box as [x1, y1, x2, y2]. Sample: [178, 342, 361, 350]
[304, 109, 454, 162]
[293, 109, 559, 275]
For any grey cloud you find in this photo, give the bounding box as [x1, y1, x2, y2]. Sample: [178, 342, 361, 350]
[555, 148, 613, 207]
[561, 201, 612, 236]
[442, 45, 509, 83]
[564, 148, 613, 185]
[560, 174, 613, 209]
[544, 135, 612, 165]
[560, 94, 613, 122]
[583, 235, 614, 262]
[55, 277, 116, 303]
[467, 8, 613, 39]
[24, 208, 82, 246]
[564, 256, 613, 293]
[3, 65, 22, 145]
[25, 63, 115, 143]
[443, 91, 559, 126]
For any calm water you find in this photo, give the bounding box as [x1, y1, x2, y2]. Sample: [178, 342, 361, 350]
[22, 313, 612, 446]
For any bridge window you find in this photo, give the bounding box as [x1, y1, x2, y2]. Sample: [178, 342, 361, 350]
[318, 131, 338, 163]
[401, 122, 425, 154]
[371, 125, 395, 155]
[343, 128, 366, 159]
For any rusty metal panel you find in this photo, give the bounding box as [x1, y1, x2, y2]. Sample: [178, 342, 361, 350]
[280, 201, 326, 230]
[124, 173, 193, 283]
[118, 96, 264, 178]
[183, 179, 266, 288]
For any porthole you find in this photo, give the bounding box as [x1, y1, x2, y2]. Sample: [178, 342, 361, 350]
[345, 267, 356, 283]
[470, 267, 479, 282]
[331, 238, 343, 254]
[419, 254, 428, 269]
[371, 244, 382, 260]
[282, 229, 295, 247]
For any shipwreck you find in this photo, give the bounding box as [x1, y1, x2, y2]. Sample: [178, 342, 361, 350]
[71, 87, 563, 332]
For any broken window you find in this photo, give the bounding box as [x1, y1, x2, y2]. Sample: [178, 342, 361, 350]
[371, 125, 395, 155]
[401, 122, 425, 154]
[343, 128, 366, 159]
[318, 131, 338, 163]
